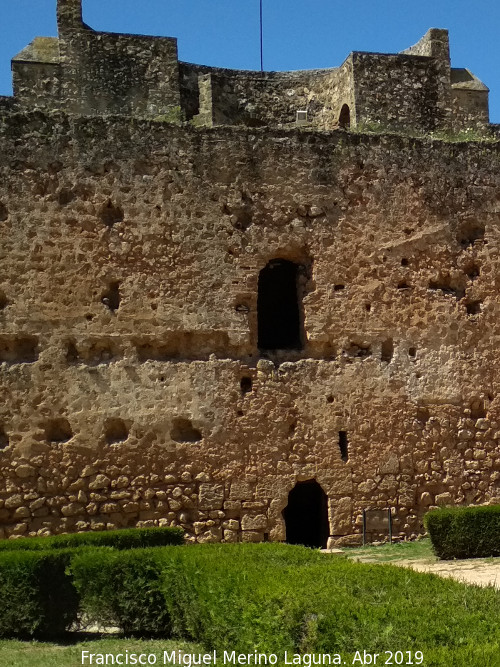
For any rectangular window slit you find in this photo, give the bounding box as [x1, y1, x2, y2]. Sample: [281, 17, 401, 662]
[339, 431, 348, 462]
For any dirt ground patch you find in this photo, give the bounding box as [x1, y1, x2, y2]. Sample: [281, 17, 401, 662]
[392, 558, 500, 588]
[340, 540, 500, 588]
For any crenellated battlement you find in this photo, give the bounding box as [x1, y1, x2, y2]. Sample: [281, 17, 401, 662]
[9, 0, 489, 134]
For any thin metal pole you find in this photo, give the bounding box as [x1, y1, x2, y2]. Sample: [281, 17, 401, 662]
[260, 0, 264, 72]
[362, 509, 366, 546]
[388, 508, 393, 544]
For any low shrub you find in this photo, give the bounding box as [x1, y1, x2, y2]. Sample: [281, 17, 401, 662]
[424, 504, 500, 559]
[69, 548, 171, 637]
[159, 544, 500, 656]
[161, 543, 320, 653]
[0, 549, 78, 638]
[0, 526, 184, 551]
[70, 544, 320, 645]
[18, 541, 500, 658]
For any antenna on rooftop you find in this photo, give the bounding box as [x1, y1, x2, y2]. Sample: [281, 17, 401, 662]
[260, 0, 264, 72]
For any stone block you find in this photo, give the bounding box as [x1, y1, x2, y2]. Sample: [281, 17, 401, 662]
[197, 526, 222, 543]
[61, 502, 84, 517]
[198, 484, 224, 510]
[223, 529, 239, 542]
[241, 531, 263, 543]
[229, 481, 253, 501]
[378, 455, 399, 475]
[241, 514, 267, 531]
[420, 492, 433, 506]
[15, 465, 36, 478]
[435, 492, 452, 506]
[89, 475, 111, 490]
[5, 495, 23, 510]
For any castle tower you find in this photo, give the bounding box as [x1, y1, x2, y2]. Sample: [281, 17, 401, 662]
[57, 0, 84, 35]
[2, 9, 495, 546]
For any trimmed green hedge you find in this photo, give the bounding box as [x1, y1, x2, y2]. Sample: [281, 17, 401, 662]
[70, 548, 171, 637]
[3, 540, 500, 658]
[161, 544, 322, 652]
[0, 550, 79, 638]
[425, 504, 500, 559]
[68, 543, 500, 657]
[157, 544, 500, 656]
[0, 526, 184, 551]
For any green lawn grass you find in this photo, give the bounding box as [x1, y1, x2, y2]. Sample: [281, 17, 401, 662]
[2, 637, 500, 667]
[0, 638, 202, 667]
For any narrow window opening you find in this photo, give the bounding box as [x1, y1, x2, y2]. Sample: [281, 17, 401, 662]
[416, 407, 430, 424]
[408, 346, 417, 359]
[0, 336, 39, 363]
[0, 426, 9, 450]
[339, 104, 351, 129]
[338, 431, 349, 462]
[171, 418, 202, 443]
[465, 263, 480, 280]
[100, 200, 124, 227]
[104, 418, 129, 444]
[66, 340, 80, 363]
[282, 479, 329, 548]
[334, 284, 345, 291]
[240, 376, 253, 394]
[0, 292, 8, 310]
[365, 303, 372, 312]
[257, 259, 304, 352]
[381, 338, 394, 363]
[401, 258, 409, 267]
[457, 222, 485, 248]
[0, 202, 8, 222]
[101, 281, 120, 312]
[465, 299, 482, 316]
[470, 399, 486, 420]
[58, 188, 75, 206]
[45, 418, 73, 444]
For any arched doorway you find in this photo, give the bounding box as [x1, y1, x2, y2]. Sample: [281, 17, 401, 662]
[283, 480, 329, 548]
[339, 104, 351, 129]
[257, 259, 303, 351]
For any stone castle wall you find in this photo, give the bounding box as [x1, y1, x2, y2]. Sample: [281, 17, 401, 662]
[352, 53, 449, 133]
[179, 60, 354, 129]
[11, 2, 490, 134]
[0, 110, 499, 543]
[13, 31, 180, 118]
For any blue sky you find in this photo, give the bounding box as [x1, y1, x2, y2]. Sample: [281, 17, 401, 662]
[1, 0, 499, 121]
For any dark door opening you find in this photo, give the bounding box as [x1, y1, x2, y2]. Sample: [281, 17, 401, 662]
[339, 104, 351, 129]
[283, 480, 329, 548]
[258, 259, 303, 351]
